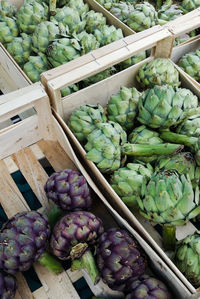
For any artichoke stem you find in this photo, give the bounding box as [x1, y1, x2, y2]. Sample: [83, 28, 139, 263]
[48, 205, 63, 229]
[122, 143, 183, 156]
[50, 0, 57, 15]
[71, 249, 100, 284]
[38, 252, 63, 274]
[162, 225, 176, 251]
[160, 131, 198, 147]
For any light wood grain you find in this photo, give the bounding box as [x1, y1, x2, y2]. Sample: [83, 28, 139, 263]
[12, 147, 49, 210]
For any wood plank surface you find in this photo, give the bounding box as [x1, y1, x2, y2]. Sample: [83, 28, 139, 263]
[38, 140, 76, 171]
[12, 147, 49, 210]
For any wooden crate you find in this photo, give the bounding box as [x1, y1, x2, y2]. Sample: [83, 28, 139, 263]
[41, 26, 173, 117]
[0, 0, 135, 93]
[0, 82, 190, 299]
[42, 27, 200, 295]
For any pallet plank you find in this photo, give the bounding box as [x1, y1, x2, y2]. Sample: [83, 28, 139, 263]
[12, 147, 50, 210]
[0, 160, 30, 214]
[15, 273, 33, 299]
[38, 140, 76, 171]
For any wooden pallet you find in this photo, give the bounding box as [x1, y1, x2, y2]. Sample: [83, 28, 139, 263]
[41, 25, 200, 295]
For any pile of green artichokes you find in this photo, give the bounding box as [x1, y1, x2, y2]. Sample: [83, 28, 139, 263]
[0, 0, 149, 96]
[68, 57, 200, 287]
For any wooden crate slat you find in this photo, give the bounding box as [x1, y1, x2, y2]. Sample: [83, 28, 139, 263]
[66, 269, 83, 283]
[33, 287, 48, 299]
[0, 160, 30, 214]
[16, 273, 33, 299]
[12, 147, 49, 210]
[34, 262, 80, 299]
[37, 140, 77, 171]
[0, 116, 40, 160]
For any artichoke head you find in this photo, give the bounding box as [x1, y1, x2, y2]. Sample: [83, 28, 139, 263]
[137, 58, 181, 88]
[46, 38, 81, 68]
[85, 121, 127, 173]
[174, 231, 200, 287]
[84, 11, 106, 34]
[0, 16, 18, 44]
[94, 24, 124, 47]
[137, 85, 198, 129]
[138, 170, 200, 226]
[0, 0, 17, 18]
[6, 33, 32, 66]
[110, 162, 153, 210]
[107, 86, 141, 131]
[23, 53, 50, 83]
[16, 1, 48, 34]
[68, 104, 107, 144]
[177, 50, 200, 82]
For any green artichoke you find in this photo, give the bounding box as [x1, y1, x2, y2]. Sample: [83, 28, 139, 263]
[68, 104, 107, 144]
[85, 121, 127, 173]
[117, 51, 147, 71]
[16, 1, 48, 34]
[138, 170, 200, 224]
[174, 232, 200, 287]
[46, 38, 81, 68]
[137, 85, 198, 129]
[94, 25, 124, 47]
[84, 11, 106, 34]
[110, 162, 153, 209]
[177, 50, 200, 82]
[32, 21, 66, 54]
[67, 0, 89, 16]
[6, 33, 32, 66]
[107, 86, 141, 131]
[158, 4, 183, 21]
[0, 0, 17, 17]
[176, 116, 200, 137]
[23, 54, 50, 83]
[96, 0, 119, 10]
[156, 152, 200, 188]
[51, 7, 85, 34]
[109, 2, 134, 22]
[128, 125, 163, 162]
[126, 2, 158, 32]
[61, 84, 79, 97]
[81, 68, 113, 87]
[76, 32, 100, 55]
[0, 16, 18, 44]
[179, 0, 200, 13]
[137, 58, 181, 88]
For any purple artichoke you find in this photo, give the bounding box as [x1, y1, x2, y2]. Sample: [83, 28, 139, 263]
[44, 169, 92, 211]
[96, 228, 147, 292]
[0, 270, 17, 299]
[0, 211, 51, 274]
[51, 211, 104, 260]
[125, 275, 172, 299]
[51, 211, 104, 284]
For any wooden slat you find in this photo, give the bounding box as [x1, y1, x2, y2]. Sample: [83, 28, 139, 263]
[34, 262, 80, 299]
[46, 28, 171, 94]
[0, 116, 40, 160]
[164, 8, 200, 36]
[16, 273, 33, 299]
[38, 140, 76, 171]
[0, 160, 30, 215]
[12, 147, 49, 210]
[33, 287, 48, 299]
